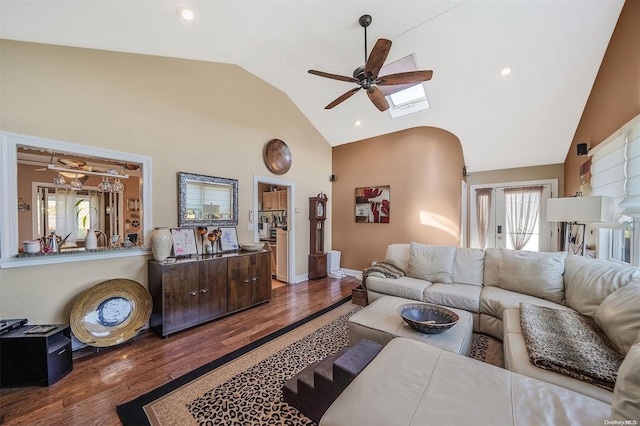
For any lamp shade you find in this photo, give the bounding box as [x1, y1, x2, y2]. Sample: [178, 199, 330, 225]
[546, 196, 613, 223]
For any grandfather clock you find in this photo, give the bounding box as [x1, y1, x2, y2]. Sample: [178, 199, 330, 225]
[308, 194, 328, 280]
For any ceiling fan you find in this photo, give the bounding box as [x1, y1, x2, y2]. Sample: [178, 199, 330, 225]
[308, 14, 433, 112]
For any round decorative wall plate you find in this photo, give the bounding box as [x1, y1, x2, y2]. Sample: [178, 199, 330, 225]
[70, 279, 152, 348]
[263, 139, 292, 175]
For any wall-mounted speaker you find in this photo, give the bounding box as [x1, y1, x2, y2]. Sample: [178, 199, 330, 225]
[577, 143, 589, 156]
[330, 174, 336, 182]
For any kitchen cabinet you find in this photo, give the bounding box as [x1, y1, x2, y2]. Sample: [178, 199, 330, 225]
[276, 229, 288, 282]
[277, 190, 288, 210]
[262, 190, 288, 211]
[148, 251, 269, 336]
[269, 242, 277, 276]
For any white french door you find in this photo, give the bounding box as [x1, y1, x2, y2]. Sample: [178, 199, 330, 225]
[470, 179, 558, 252]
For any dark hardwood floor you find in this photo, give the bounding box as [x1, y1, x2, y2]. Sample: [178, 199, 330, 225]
[0, 276, 359, 425]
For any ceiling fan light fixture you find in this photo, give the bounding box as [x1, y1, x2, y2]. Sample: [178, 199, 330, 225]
[177, 6, 195, 21]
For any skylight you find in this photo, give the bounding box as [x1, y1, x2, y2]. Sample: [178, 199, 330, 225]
[379, 54, 431, 119]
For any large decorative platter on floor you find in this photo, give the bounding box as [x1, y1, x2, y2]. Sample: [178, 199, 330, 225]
[263, 139, 292, 175]
[70, 279, 152, 347]
[397, 303, 459, 334]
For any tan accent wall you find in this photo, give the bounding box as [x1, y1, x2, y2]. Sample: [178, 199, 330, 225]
[0, 40, 332, 323]
[564, 1, 640, 195]
[467, 164, 564, 194]
[331, 127, 464, 271]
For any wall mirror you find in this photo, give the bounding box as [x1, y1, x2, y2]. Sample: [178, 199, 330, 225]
[178, 172, 238, 227]
[1, 131, 152, 267]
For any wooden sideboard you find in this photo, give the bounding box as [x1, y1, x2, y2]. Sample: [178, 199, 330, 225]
[148, 250, 271, 336]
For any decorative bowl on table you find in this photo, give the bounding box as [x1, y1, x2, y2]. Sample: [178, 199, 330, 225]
[240, 243, 264, 252]
[397, 303, 459, 334]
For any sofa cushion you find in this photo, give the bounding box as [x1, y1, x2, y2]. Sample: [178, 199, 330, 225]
[498, 249, 566, 304]
[452, 248, 485, 286]
[595, 282, 640, 354]
[407, 242, 455, 284]
[480, 286, 571, 321]
[384, 243, 410, 272]
[611, 340, 640, 421]
[424, 283, 481, 313]
[320, 338, 610, 426]
[365, 275, 431, 301]
[483, 247, 501, 286]
[564, 255, 640, 317]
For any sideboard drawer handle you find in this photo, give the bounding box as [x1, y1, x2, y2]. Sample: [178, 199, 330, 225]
[251, 277, 257, 282]
[200, 289, 208, 293]
[189, 291, 198, 296]
[243, 279, 250, 283]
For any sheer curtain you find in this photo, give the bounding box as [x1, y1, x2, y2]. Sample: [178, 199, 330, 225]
[55, 188, 78, 244]
[475, 188, 493, 249]
[504, 186, 543, 250]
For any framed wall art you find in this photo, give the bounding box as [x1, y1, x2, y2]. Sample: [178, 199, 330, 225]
[170, 227, 198, 257]
[355, 186, 390, 223]
[219, 226, 239, 252]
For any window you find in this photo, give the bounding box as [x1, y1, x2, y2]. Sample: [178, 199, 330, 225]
[35, 185, 104, 242]
[0, 131, 152, 268]
[379, 54, 431, 119]
[590, 114, 640, 266]
[611, 218, 632, 263]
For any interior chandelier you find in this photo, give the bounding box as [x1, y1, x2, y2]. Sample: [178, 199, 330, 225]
[50, 164, 128, 193]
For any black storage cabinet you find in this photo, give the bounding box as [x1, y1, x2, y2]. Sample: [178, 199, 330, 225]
[0, 324, 73, 387]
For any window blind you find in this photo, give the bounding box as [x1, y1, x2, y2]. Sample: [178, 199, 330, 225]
[590, 134, 626, 220]
[620, 122, 640, 216]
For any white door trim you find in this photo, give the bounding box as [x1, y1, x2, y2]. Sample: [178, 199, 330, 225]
[469, 178, 558, 251]
[253, 175, 295, 284]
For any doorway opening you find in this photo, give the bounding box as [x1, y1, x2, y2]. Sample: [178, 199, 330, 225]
[253, 175, 295, 286]
[469, 179, 558, 252]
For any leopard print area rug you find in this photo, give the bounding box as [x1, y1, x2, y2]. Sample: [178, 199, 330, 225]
[120, 303, 502, 426]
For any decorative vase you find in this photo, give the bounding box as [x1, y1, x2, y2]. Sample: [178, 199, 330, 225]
[151, 227, 172, 261]
[85, 229, 98, 250]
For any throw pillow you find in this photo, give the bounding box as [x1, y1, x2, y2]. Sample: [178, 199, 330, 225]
[611, 341, 640, 421]
[384, 243, 410, 272]
[595, 282, 640, 354]
[451, 248, 485, 286]
[483, 248, 501, 287]
[407, 242, 455, 284]
[498, 249, 566, 304]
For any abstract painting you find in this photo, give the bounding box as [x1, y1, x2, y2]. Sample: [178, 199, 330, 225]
[355, 186, 390, 223]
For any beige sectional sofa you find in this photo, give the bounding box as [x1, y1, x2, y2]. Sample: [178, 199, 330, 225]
[320, 242, 640, 424]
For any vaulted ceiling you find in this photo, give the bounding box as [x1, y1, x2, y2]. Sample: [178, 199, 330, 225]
[0, 0, 624, 172]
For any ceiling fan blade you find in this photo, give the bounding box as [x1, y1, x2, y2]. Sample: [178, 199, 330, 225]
[325, 87, 361, 109]
[364, 38, 392, 79]
[367, 86, 390, 112]
[308, 70, 359, 83]
[377, 70, 433, 86]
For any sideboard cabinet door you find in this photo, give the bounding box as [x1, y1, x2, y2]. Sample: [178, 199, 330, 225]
[160, 262, 200, 335]
[252, 251, 271, 305]
[198, 257, 228, 322]
[228, 252, 272, 312]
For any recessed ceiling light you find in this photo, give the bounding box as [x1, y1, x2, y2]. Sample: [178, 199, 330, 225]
[177, 6, 194, 21]
[354, 120, 362, 126]
[500, 66, 512, 76]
